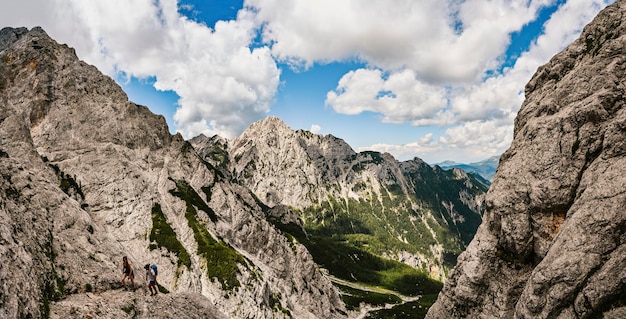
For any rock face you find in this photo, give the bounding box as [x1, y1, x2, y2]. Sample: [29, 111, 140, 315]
[192, 117, 488, 281]
[0, 27, 346, 319]
[427, 1, 626, 318]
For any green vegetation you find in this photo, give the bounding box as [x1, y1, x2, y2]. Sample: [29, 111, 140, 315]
[234, 153, 243, 162]
[299, 191, 463, 261]
[157, 283, 170, 294]
[180, 141, 193, 154]
[47, 162, 85, 200]
[148, 203, 192, 268]
[364, 294, 439, 319]
[269, 293, 292, 316]
[169, 178, 217, 222]
[352, 151, 385, 172]
[201, 144, 230, 174]
[299, 235, 442, 296]
[279, 179, 474, 302]
[169, 179, 246, 291]
[41, 230, 66, 319]
[85, 283, 93, 292]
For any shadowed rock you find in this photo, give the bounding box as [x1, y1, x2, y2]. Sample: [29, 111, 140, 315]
[427, 1, 626, 318]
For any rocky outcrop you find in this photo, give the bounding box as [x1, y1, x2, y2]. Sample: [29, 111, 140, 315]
[193, 116, 488, 281]
[0, 27, 346, 319]
[427, 1, 626, 318]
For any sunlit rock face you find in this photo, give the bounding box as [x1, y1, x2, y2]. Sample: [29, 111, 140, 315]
[427, 1, 626, 318]
[192, 115, 489, 282]
[0, 26, 346, 319]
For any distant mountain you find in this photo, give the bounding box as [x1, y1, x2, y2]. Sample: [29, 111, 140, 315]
[436, 156, 500, 182]
[192, 117, 489, 311]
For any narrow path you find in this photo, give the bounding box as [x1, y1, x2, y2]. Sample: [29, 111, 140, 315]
[326, 274, 422, 303]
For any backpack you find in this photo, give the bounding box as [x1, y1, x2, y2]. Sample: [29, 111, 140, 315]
[151, 264, 158, 276]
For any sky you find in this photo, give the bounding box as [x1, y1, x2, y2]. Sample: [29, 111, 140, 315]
[0, 0, 616, 163]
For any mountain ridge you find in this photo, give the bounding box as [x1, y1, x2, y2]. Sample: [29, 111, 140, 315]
[435, 156, 499, 182]
[192, 115, 488, 286]
[0, 26, 347, 319]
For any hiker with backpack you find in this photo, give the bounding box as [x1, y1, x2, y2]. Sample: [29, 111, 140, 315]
[151, 264, 158, 288]
[121, 256, 135, 290]
[144, 264, 158, 296]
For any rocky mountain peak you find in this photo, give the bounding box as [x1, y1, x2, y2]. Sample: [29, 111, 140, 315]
[0, 27, 347, 319]
[194, 111, 488, 294]
[238, 115, 291, 139]
[427, 1, 626, 318]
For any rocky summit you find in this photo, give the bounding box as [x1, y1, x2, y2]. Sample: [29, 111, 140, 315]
[191, 115, 488, 302]
[427, 1, 626, 318]
[0, 26, 346, 319]
[193, 117, 488, 280]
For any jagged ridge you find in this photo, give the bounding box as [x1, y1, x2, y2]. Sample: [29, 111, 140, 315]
[192, 116, 488, 288]
[0, 27, 347, 319]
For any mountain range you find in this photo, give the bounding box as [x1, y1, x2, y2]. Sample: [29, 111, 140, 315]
[0, 26, 486, 319]
[2, 0, 625, 317]
[435, 156, 499, 182]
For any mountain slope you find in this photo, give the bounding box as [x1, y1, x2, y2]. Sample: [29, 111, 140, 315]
[427, 1, 626, 318]
[192, 117, 488, 287]
[0, 26, 346, 319]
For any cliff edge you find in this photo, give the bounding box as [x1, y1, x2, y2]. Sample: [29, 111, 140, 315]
[427, 1, 626, 318]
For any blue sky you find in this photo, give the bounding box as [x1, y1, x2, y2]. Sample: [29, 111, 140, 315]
[2, 0, 615, 163]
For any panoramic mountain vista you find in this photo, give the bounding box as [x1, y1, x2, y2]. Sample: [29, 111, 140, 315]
[0, 25, 489, 319]
[427, 1, 626, 318]
[192, 117, 488, 314]
[1, 0, 624, 317]
[192, 117, 488, 279]
[0, 26, 347, 319]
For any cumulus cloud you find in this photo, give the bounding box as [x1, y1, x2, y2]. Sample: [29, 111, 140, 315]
[0, 0, 615, 162]
[1, 0, 280, 139]
[248, 0, 554, 82]
[310, 124, 321, 134]
[326, 69, 449, 125]
[327, 0, 613, 162]
[362, 117, 515, 163]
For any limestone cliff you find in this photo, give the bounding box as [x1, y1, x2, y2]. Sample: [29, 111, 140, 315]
[192, 117, 488, 283]
[0, 27, 346, 319]
[427, 1, 626, 318]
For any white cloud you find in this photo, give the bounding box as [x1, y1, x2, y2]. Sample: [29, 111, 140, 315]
[333, 0, 614, 162]
[362, 117, 515, 164]
[247, 0, 554, 83]
[1, 0, 280, 139]
[310, 124, 321, 134]
[0, 0, 616, 163]
[326, 69, 449, 124]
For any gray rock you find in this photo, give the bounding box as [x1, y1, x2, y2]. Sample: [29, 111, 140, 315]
[0, 27, 347, 319]
[426, 1, 626, 318]
[193, 115, 488, 281]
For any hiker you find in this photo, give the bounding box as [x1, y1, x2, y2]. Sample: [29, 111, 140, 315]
[121, 256, 135, 290]
[151, 264, 158, 288]
[145, 264, 158, 296]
